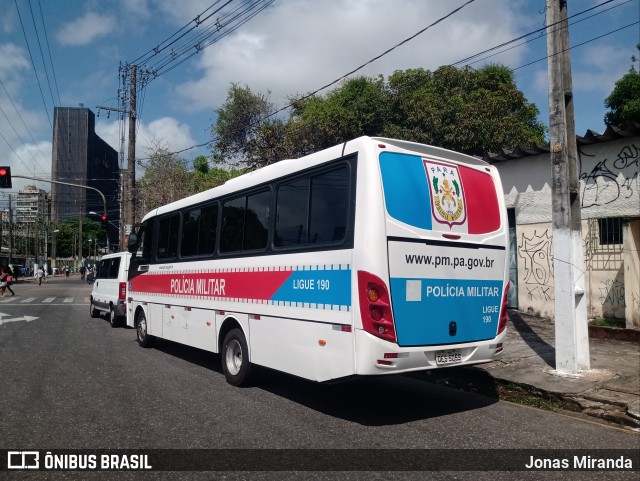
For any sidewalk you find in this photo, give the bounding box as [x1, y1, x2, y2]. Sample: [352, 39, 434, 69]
[417, 310, 640, 429]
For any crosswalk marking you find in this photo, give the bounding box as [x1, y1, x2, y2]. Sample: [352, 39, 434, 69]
[0, 297, 83, 304]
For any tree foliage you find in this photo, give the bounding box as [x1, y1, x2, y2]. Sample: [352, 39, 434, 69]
[211, 64, 546, 165]
[135, 142, 243, 219]
[604, 70, 640, 128]
[54, 217, 103, 258]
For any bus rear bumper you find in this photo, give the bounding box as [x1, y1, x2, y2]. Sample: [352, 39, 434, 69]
[354, 329, 507, 376]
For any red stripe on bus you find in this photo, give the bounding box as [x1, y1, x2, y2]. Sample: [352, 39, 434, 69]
[130, 270, 294, 300]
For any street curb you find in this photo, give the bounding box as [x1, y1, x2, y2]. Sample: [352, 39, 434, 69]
[588, 325, 640, 343]
[412, 368, 640, 430]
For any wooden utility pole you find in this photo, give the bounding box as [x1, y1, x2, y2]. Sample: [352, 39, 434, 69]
[125, 64, 137, 247]
[546, 0, 590, 374]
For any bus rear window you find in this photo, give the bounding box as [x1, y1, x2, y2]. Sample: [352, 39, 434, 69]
[379, 152, 501, 234]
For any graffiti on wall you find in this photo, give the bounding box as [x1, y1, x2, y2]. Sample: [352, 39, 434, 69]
[599, 279, 626, 308]
[580, 143, 639, 208]
[519, 230, 554, 301]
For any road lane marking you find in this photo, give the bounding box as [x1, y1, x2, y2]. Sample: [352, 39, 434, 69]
[43, 297, 56, 303]
[20, 298, 36, 303]
[0, 298, 17, 303]
[63, 298, 74, 303]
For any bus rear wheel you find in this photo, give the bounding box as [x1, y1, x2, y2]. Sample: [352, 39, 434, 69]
[222, 328, 251, 387]
[136, 311, 154, 348]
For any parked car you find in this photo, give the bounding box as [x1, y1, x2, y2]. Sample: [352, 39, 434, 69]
[89, 252, 131, 327]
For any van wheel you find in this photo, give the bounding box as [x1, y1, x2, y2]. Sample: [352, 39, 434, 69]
[136, 311, 154, 348]
[90, 301, 101, 318]
[109, 307, 119, 328]
[222, 328, 251, 386]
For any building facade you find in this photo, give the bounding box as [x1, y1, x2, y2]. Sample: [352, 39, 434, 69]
[51, 107, 120, 249]
[488, 125, 640, 329]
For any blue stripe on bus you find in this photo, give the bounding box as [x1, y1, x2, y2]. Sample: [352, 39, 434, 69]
[271, 268, 352, 307]
[390, 278, 503, 346]
[379, 152, 432, 230]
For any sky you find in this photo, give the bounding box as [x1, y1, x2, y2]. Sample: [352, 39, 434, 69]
[0, 0, 638, 195]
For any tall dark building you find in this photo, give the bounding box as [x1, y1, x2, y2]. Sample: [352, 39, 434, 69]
[51, 107, 120, 250]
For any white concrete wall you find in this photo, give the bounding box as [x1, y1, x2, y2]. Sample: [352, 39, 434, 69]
[495, 136, 639, 326]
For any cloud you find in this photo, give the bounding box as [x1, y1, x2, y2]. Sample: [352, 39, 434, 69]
[95, 116, 198, 172]
[172, 0, 528, 111]
[0, 43, 29, 89]
[573, 43, 630, 94]
[1, 141, 52, 193]
[56, 12, 117, 46]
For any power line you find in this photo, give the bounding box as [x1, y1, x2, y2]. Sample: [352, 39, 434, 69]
[452, 0, 633, 67]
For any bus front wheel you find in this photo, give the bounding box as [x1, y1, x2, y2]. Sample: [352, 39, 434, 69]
[222, 328, 251, 387]
[136, 311, 155, 348]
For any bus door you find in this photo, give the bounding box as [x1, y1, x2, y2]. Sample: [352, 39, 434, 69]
[379, 151, 507, 347]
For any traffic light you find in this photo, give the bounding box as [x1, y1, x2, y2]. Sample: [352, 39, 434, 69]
[0, 166, 11, 188]
[101, 214, 107, 229]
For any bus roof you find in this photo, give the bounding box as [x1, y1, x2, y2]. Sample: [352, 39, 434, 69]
[143, 136, 489, 221]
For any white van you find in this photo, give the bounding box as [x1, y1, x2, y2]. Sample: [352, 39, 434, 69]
[89, 252, 131, 327]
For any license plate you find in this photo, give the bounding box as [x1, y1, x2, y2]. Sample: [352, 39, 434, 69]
[436, 349, 462, 366]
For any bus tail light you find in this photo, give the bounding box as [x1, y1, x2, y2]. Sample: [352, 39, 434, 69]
[358, 271, 396, 343]
[497, 281, 510, 335]
[119, 282, 127, 301]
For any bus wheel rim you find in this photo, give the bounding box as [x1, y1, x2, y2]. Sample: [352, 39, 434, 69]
[138, 318, 146, 340]
[226, 339, 242, 375]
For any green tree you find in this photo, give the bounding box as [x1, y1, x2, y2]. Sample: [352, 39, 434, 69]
[212, 83, 288, 169]
[385, 65, 545, 155]
[54, 217, 102, 258]
[604, 70, 640, 128]
[212, 65, 545, 165]
[289, 76, 389, 154]
[136, 140, 192, 216]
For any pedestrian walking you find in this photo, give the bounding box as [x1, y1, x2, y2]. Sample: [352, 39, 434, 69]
[37, 266, 44, 286]
[0, 267, 8, 297]
[3, 266, 15, 296]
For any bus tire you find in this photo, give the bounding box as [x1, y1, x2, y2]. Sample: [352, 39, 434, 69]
[136, 311, 154, 348]
[90, 301, 101, 319]
[222, 328, 251, 387]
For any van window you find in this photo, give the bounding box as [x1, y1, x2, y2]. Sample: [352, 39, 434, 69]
[97, 260, 109, 279]
[108, 258, 121, 279]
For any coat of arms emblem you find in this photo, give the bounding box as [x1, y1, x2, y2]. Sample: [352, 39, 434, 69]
[423, 159, 467, 228]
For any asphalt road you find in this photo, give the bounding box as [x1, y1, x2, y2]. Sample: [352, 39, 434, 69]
[0, 276, 638, 480]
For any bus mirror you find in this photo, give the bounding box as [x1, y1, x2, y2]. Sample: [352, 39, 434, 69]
[127, 233, 138, 253]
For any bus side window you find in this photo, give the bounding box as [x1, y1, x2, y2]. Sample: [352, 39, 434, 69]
[157, 214, 180, 260]
[244, 190, 270, 251]
[275, 178, 309, 247]
[310, 166, 348, 244]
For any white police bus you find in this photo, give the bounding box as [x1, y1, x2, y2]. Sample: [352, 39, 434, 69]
[126, 136, 509, 386]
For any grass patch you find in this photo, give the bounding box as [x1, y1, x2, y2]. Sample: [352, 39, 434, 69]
[589, 318, 625, 328]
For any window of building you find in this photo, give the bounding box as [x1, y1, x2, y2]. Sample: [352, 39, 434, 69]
[598, 217, 623, 245]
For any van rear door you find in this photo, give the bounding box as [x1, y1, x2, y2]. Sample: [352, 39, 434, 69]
[379, 149, 507, 347]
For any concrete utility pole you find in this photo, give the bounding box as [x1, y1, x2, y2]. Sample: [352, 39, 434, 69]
[546, 0, 590, 374]
[125, 64, 137, 247]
